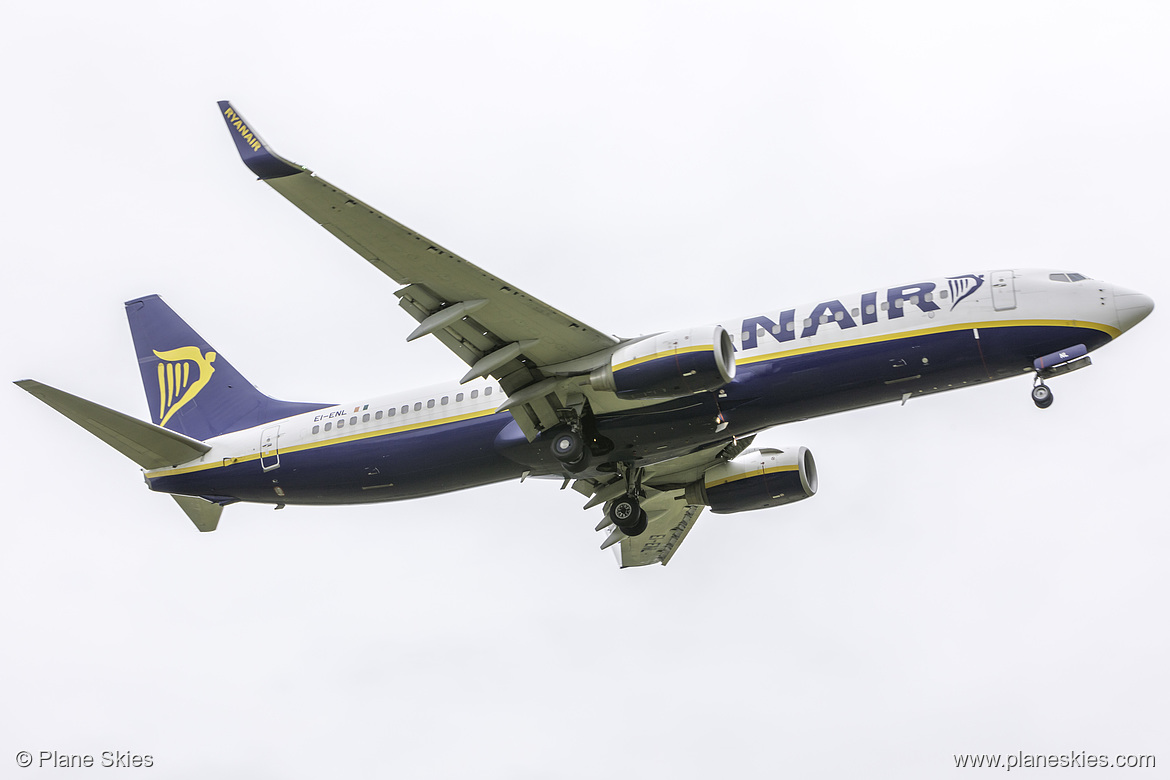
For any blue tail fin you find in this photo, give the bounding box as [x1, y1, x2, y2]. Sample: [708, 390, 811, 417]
[125, 295, 330, 440]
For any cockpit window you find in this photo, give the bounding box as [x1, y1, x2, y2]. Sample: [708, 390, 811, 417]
[1050, 272, 1089, 282]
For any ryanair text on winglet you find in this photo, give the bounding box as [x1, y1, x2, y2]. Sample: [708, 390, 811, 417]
[223, 106, 263, 152]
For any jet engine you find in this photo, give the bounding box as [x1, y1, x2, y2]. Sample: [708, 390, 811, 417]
[589, 326, 736, 400]
[684, 447, 817, 514]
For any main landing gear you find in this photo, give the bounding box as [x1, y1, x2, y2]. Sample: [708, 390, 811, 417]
[548, 399, 612, 474]
[597, 463, 649, 549]
[607, 493, 648, 537]
[550, 429, 588, 471]
[1031, 379, 1054, 409]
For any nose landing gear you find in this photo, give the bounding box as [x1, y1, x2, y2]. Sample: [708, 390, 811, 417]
[1031, 379, 1054, 409]
[1029, 344, 1093, 409]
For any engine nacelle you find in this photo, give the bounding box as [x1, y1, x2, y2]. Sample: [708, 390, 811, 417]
[684, 447, 818, 514]
[589, 326, 736, 400]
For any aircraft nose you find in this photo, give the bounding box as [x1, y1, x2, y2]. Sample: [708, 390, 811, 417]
[1113, 286, 1154, 333]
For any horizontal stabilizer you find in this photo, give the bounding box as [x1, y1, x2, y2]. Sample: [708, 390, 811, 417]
[15, 380, 210, 470]
[172, 495, 223, 532]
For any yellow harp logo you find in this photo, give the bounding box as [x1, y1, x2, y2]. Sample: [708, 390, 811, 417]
[154, 347, 217, 426]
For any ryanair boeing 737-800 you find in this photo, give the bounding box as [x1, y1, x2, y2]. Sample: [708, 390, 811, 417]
[15, 102, 1155, 567]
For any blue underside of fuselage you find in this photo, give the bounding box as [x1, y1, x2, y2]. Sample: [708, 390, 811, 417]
[147, 324, 1110, 506]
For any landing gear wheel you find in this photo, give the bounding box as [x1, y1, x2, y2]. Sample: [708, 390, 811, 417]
[608, 496, 642, 533]
[550, 430, 585, 465]
[1031, 383, 1054, 409]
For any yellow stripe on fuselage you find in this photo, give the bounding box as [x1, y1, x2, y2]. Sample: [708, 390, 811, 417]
[147, 406, 501, 478]
[151, 318, 1116, 479]
[734, 318, 1119, 367]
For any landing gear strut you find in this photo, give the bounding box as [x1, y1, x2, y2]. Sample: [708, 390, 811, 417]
[600, 463, 648, 539]
[1031, 378, 1054, 409]
[1029, 344, 1094, 409]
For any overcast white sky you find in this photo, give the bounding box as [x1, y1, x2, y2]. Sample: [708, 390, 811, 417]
[2, 2, 1167, 777]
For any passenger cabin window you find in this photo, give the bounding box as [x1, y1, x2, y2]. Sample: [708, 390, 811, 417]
[375, 410, 383, 420]
[802, 318, 812, 328]
[456, 393, 464, 402]
[414, 402, 422, 412]
[471, 390, 479, 399]
[325, 422, 332, 431]
[362, 413, 370, 423]
[427, 399, 435, 409]
[485, 387, 493, 396]
[337, 419, 345, 429]
[350, 416, 357, 425]
[387, 408, 396, 417]
[938, 289, 948, 299]
[401, 405, 409, 414]
[441, 396, 449, 405]
[866, 304, 875, 315]
[312, 425, 320, 434]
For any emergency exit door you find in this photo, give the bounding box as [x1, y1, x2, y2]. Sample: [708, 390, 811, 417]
[991, 270, 1016, 311]
[260, 425, 280, 472]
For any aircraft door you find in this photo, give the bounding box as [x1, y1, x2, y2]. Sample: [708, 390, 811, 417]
[991, 270, 1016, 311]
[260, 425, 280, 472]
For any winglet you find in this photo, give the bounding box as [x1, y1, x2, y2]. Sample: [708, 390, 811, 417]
[217, 101, 304, 179]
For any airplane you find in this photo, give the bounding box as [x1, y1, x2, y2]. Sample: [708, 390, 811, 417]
[15, 101, 1155, 567]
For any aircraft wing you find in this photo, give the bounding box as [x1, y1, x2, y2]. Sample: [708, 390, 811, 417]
[218, 102, 619, 439]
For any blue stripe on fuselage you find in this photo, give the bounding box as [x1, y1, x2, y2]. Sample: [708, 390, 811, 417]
[148, 411, 521, 505]
[149, 322, 1114, 505]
